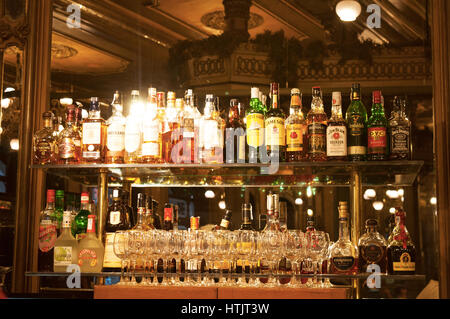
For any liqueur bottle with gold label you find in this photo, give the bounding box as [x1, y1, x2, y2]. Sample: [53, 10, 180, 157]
[81, 97, 106, 163]
[367, 90, 388, 161]
[358, 219, 388, 273]
[105, 91, 126, 164]
[57, 105, 81, 164]
[346, 83, 368, 161]
[307, 87, 327, 161]
[246, 87, 265, 163]
[285, 88, 306, 162]
[326, 92, 347, 161]
[387, 195, 416, 275]
[33, 111, 57, 165]
[265, 82, 286, 162]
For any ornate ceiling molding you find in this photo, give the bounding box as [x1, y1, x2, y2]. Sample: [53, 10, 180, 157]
[201, 10, 264, 31]
[0, 15, 29, 49]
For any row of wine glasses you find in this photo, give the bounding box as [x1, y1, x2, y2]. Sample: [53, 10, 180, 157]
[113, 229, 333, 287]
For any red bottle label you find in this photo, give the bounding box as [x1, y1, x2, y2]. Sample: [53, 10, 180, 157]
[164, 207, 173, 221]
[78, 249, 98, 267]
[38, 223, 57, 252]
[368, 127, 387, 152]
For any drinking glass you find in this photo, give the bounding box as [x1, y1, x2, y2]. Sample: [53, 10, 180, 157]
[113, 230, 129, 285]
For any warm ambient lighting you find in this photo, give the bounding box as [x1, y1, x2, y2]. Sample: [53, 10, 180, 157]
[60, 97, 73, 105]
[386, 190, 399, 199]
[218, 200, 226, 210]
[373, 201, 384, 211]
[336, 0, 362, 22]
[205, 190, 215, 199]
[1, 98, 10, 108]
[307, 209, 313, 216]
[4, 87, 15, 93]
[363, 189, 376, 200]
[295, 198, 303, 205]
[389, 207, 396, 214]
[430, 197, 437, 205]
[306, 186, 313, 198]
[10, 138, 19, 151]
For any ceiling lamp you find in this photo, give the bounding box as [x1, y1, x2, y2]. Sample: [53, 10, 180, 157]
[205, 190, 215, 199]
[10, 138, 19, 151]
[295, 198, 303, 205]
[218, 200, 226, 210]
[372, 201, 384, 211]
[336, 0, 362, 22]
[60, 97, 73, 105]
[307, 209, 314, 216]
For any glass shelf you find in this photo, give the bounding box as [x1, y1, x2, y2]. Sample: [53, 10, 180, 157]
[31, 161, 424, 187]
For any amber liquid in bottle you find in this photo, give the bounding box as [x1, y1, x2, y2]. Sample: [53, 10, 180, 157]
[285, 88, 306, 162]
[326, 92, 347, 161]
[58, 105, 81, 164]
[105, 91, 126, 164]
[81, 97, 107, 163]
[162, 92, 180, 163]
[307, 87, 327, 161]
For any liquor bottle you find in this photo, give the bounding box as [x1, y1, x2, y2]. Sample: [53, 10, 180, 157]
[190, 216, 200, 230]
[121, 190, 134, 227]
[105, 91, 126, 164]
[265, 82, 286, 162]
[171, 98, 186, 163]
[73, 192, 91, 241]
[140, 88, 161, 163]
[124, 90, 143, 163]
[214, 97, 225, 163]
[367, 90, 388, 160]
[387, 196, 415, 275]
[173, 204, 179, 230]
[326, 92, 347, 161]
[77, 215, 104, 273]
[145, 196, 156, 230]
[152, 199, 162, 229]
[200, 94, 221, 164]
[389, 97, 411, 160]
[161, 91, 179, 163]
[156, 91, 167, 163]
[54, 211, 78, 272]
[358, 219, 388, 273]
[246, 87, 265, 163]
[57, 105, 81, 164]
[162, 203, 174, 231]
[240, 204, 254, 230]
[81, 97, 106, 163]
[306, 87, 327, 161]
[285, 88, 306, 162]
[225, 99, 246, 163]
[52, 115, 62, 139]
[103, 189, 129, 271]
[132, 193, 152, 231]
[33, 111, 57, 164]
[180, 90, 196, 163]
[305, 215, 316, 233]
[346, 83, 368, 161]
[329, 202, 358, 274]
[53, 190, 65, 234]
[213, 209, 232, 231]
[38, 189, 58, 272]
[262, 193, 281, 232]
[190, 92, 203, 163]
[279, 201, 287, 232]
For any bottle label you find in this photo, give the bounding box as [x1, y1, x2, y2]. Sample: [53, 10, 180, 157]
[109, 211, 121, 225]
[103, 232, 122, 268]
[125, 125, 140, 153]
[76, 233, 87, 241]
[143, 122, 159, 143]
[141, 142, 159, 157]
[220, 219, 229, 229]
[286, 123, 304, 152]
[54, 246, 73, 266]
[246, 113, 264, 147]
[265, 117, 285, 146]
[368, 127, 387, 153]
[393, 252, 415, 272]
[327, 125, 347, 156]
[203, 120, 220, 148]
[36, 141, 53, 159]
[308, 123, 326, 154]
[331, 256, 355, 272]
[390, 126, 410, 153]
[82, 122, 101, 145]
[164, 207, 173, 221]
[38, 222, 57, 252]
[182, 118, 195, 138]
[347, 114, 366, 155]
[58, 138, 75, 159]
[361, 244, 384, 263]
[78, 248, 98, 268]
[107, 123, 125, 152]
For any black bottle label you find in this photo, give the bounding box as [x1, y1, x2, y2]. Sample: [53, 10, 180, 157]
[390, 126, 410, 153]
[347, 114, 366, 155]
[308, 123, 326, 154]
[361, 244, 384, 263]
[332, 256, 355, 271]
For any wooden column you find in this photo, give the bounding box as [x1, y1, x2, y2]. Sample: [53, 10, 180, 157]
[11, 0, 52, 294]
[431, 0, 450, 299]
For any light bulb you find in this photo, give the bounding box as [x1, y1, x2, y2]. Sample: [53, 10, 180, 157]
[397, 189, 404, 197]
[389, 207, 396, 214]
[373, 201, 384, 211]
[430, 197, 437, 205]
[60, 97, 73, 105]
[205, 190, 215, 199]
[218, 200, 226, 210]
[307, 209, 313, 216]
[1, 98, 10, 108]
[10, 138, 19, 151]
[364, 189, 376, 199]
[306, 186, 312, 198]
[336, 0, 362, 22]
[386, 190, 399, 199]
[295, 198, 303, 205]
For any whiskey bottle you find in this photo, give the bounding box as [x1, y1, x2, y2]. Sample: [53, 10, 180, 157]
[346, 83, 368, 161]
[225, 99, 246, 163]
[162, 91, 179, 163]
[57, 105, 81, 164]
[358, 219, 388, 273]
[214, 97, 225, 163]
[307, 87, 327, 161]
[265, 82, 286, 162]
[156, 91, 167, 163]
[262, 193, 281, 232]
[180, 90, 196, 163]
[200, 94, 221, 164]
[38, 189, 58, 272]
[54, 211, 78, 272]
[329, 202, 358, 274]
[389, 97, 411, 160]
[72, 192, 91, 241]
[121, 190, 134, 227]
[213, 209, 232, 231]
[367, 90, 388, 161]
[124, 90, 143, 163]
[326, 92, 347, 161]
[240, 204, 254, 230]
[132, 193, 152, 231]
[152, 199, 162, 230]
[387, 195, 415, 275]
[105, 91, 126, 164]
[141, 87, 162, 163]
[81, 97, 106, 163]
[163, 203, 175, 231]
[33, 111, 57, 165]
[77, 215, 104, 273]
[285, 88, 306, 162]
[246, 87, 265, 163]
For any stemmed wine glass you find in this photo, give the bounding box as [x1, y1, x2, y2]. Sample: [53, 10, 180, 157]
[113, 230, 129, 285]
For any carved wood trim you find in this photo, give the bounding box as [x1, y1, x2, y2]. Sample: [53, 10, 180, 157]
[0, 15, 29, 50]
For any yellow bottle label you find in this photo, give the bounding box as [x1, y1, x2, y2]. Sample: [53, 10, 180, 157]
[286, 123, 304, 152]
[246, 113, 264, 147]
[393, 252, 415, 272]
[265, 117, 285, 146]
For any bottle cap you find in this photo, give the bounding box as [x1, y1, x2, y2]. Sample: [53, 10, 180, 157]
[365, 219, 378, 228]
[251, 87, 259, 99]
[47, 189, 55, 202]
[81, 192, 89, 203]
[187, 89, 193, 96]
[332, 92, 342, 106]
[90, 97, 98, 103]
[312, 86, 322, 96]
[230, 99, 239, 107]
[291, 88, 300, 95]
[373, 90, 382, 104]
[56, 190, 64, 197]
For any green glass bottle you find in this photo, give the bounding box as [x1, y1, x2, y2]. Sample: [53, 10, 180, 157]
[346, 83, 368, 161]
[367, 90, 388, 160]
[246, 87, 266, 163]
[265, 82, 286, 162]
[72, 192, 91, 240]
[53, 190, 64, 235]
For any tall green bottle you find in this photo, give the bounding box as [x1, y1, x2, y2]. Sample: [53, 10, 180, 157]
[53, 190, 64, 235]
[367, 90, 388, 160]
[345, 83, 368, 161]
[246, 87, 266, 163]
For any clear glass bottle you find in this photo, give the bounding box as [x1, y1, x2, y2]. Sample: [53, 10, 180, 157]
[156, 91, 167, 163]
[180, 90, 196, 163]
[57, 105, 81, 164]
[33, 111, 57, 164]
[246, 87, 265, 163]
[38, 189, 58, 272]
[72, 192, 91, 241]
[285, 88, 306, 162]
[346, 83, 368, 161]
[132, 193, 152, 231]
[328, 201, 359, 274]
[358, 219, 388, 273]
[265, 82, 286, 162]
[77, 215, 104, 273]
[307, 87, 327, 161]
[141, 87, 162, 163]
[81, 97, 106, 163]
[124, 90, 143, 163]
[214, 96, 225, 163]
[105, 91, 126, 164]
[54, 211, 78, 272]
[326, 92, 347, 161]
[201, 94, 221, 164]
[262, 193, 281, 232]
